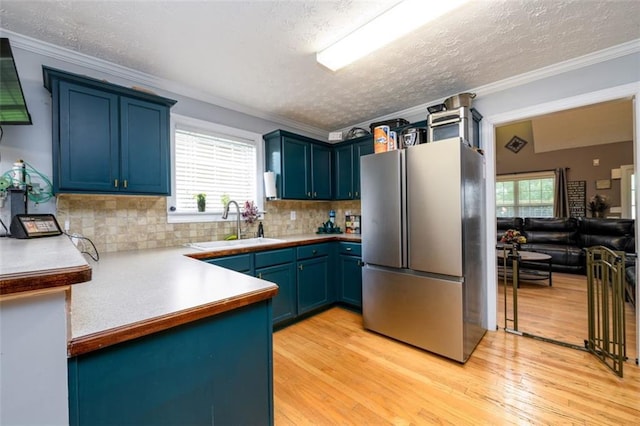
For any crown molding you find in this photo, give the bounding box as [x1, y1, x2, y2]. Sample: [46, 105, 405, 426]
[0, 28, 329, 140]
[338, 38, 640, 134]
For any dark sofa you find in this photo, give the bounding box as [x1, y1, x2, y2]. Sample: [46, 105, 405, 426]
[497, 216, 636, 306]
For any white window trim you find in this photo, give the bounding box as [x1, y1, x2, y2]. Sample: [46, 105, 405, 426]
[620, 164, 634, 219]
[167, 114, 265, 224]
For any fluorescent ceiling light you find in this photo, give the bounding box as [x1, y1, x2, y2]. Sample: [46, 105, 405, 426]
[317, 0, 469, 71]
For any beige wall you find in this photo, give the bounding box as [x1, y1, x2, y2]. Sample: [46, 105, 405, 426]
[56, 195, 360, 254]
[496, 120, 633, 209]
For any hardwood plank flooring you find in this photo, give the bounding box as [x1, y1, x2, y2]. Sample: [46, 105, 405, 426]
[273, 274, 639, 425]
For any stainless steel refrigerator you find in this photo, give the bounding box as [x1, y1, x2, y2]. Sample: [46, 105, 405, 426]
[361, 137, 486, 363]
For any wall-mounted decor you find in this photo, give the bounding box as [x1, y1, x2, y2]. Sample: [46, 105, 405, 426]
[567, 180, 586, 218]
[505, 135, 528, 153]
[595, 179, 611, 190]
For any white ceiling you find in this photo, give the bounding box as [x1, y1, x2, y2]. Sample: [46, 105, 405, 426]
[1, 0, 639, 133]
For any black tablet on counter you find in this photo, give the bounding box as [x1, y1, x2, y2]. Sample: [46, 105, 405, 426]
[10, 214, 63, 239]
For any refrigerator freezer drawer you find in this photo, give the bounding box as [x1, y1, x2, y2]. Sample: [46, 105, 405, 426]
[363, 266, 467, 362]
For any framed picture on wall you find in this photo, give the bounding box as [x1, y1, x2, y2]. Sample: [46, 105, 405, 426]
[505, 136, 528, 153]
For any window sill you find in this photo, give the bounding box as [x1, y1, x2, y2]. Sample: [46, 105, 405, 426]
[167, 212, 225, 224]
[166, 212, 265, 224]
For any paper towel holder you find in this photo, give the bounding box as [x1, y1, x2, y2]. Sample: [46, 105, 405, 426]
[263, 171, 278, 200]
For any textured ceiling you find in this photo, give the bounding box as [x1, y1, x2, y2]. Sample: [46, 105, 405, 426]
[1, 0, 639, 132]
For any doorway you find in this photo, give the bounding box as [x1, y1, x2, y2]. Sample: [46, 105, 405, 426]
[481, 83, 640, 363]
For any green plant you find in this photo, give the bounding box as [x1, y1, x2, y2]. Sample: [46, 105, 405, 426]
[196, 193, 206, 212]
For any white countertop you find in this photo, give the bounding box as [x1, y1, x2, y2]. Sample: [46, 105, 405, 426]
[0, 235, 89, 276]
[69, 245, 277, 340]
[1, 233, 360, 355]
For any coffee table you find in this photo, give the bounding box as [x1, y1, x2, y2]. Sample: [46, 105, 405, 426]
[497, 250, 553, 287]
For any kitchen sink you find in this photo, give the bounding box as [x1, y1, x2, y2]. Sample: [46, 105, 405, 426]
[186, 237, 285, 251]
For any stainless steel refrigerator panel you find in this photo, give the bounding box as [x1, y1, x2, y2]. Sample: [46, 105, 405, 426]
[406, 138, 462, 276]
[461, 143, 488, 334]
[361, 150, 405, 269]
[362, 265, 465, 362]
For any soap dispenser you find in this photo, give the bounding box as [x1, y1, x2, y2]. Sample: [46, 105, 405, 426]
[257, 221, 264, 237]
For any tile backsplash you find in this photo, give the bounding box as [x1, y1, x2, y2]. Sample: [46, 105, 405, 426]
[56, 195, 360, 254]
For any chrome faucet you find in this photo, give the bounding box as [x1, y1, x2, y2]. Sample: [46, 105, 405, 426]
[222, 200, 242, 239]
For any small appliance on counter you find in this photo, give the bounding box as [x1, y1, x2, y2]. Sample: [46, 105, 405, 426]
[345, 215, 361, 234]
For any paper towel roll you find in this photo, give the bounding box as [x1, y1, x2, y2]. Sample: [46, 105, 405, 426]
[264, 171, 277, 199]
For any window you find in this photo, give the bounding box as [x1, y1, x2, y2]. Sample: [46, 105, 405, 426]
[168, 114, 264, 223]
[496, 172, 555, 217]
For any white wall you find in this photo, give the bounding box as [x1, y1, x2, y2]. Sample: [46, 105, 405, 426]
[0, 290, 70, 426]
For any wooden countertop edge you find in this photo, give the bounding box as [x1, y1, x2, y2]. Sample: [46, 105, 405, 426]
[0, 265, 92, 296]
[186, 235, 360, 260]
[67, 286, 278, 357]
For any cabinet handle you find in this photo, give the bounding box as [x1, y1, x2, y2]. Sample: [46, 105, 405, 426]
[313, 192, 317, 198]
[114, 179, 118, 188]
[348, 192, 352, 197]
[312, 249, 317, 255]
[307, 192, 311, 197]
[346, 247, 352, 251]
[123, 180, 128, 189]
[257, 273, 263, 279]
[355, 191, 359, 197]
[298, 264, 304, 271]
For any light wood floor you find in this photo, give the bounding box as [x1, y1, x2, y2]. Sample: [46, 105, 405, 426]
[273, 274, 640, 425]
[501, 271, 637, 361]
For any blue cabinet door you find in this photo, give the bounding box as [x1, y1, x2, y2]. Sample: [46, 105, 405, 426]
[57, 81, 119, 193]
[282, 136, 311, 199]
[257, 262, 296, 325]
[353, 138, 373, 199]
[120, 97, 170, 195]
[68, 302, 273, 426]
[311, 143, 332, 199]
[297, 256, 329, 315]
[338, 254, 363, 308]
[333, 144, 353, 200]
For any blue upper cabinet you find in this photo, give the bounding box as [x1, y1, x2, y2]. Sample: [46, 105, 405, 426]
[43, 66, 176, 195]
[264, 129, 332, 200]
[333, 135, 373, 200]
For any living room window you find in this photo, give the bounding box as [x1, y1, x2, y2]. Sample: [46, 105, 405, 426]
[496, 172, 555, 217]
[168, 114, 264, 223]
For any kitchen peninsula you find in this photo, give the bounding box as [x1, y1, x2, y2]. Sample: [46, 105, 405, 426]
[0, 233, 360, 425]
[0, 235, 279, 425]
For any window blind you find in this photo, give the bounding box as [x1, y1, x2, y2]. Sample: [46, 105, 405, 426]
[174, 127, 257, 213]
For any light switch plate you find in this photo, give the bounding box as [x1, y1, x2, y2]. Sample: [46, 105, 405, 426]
[290, 211, 296, 220]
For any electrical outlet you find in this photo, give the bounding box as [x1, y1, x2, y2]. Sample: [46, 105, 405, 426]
[345, 210, 351, 216]
[290, 211, 296, 220]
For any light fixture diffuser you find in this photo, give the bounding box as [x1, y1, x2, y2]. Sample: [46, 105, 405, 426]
[317, 0, 469, 71]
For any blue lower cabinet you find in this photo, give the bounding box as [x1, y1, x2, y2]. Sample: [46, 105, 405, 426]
[338, 254, 363, 308]
[257, 262, 296, 325]
[297, 256, 330, 315]
[68, 301, 273, 426]
[205, 253, 254, 275]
